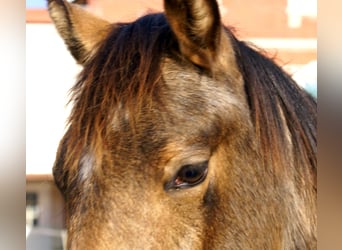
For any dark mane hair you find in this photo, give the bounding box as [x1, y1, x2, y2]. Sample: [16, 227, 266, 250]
[63, 13, 316, 182]
[233, 38, 317, 183]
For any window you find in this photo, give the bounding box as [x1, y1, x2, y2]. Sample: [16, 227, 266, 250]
[26, 192, 39, 227]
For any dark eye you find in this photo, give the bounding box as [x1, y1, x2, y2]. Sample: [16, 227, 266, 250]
[166, 161, 209, 190]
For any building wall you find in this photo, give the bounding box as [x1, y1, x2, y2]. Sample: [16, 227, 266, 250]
[26, 180, 64, 229]
[26, 180, 65, 250]
[26, 23, 81, 176]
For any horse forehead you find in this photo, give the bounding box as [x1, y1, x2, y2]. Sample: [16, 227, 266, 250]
[108, 58, 247, 141]
[106, 57, 248, 160]
[161, 58, 245, 112]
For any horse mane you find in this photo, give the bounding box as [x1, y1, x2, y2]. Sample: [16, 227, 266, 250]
[61, 13, 316, 187]
[232, 38, 317, 184]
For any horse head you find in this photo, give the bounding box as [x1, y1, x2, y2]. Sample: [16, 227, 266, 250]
[48, 0, 317, 249]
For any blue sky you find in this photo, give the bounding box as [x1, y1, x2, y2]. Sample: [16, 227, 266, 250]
[26, 0, 47, 8]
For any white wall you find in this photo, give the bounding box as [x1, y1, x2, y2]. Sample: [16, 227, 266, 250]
[26, 23, 81, 175]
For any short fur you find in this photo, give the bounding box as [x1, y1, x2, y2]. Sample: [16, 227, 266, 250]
[49, 0, 317, 249]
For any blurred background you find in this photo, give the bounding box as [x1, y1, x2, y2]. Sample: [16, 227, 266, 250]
[26, 0, 316, 249]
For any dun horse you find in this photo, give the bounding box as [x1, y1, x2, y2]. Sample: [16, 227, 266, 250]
[48, 0, 316, 249]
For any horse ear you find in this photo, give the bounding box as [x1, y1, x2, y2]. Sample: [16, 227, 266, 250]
[164, 0, 230, 70]
[48, 0, 111, 64]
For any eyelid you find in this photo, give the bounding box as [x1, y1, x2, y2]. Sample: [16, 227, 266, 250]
[161, 147, 211, 188]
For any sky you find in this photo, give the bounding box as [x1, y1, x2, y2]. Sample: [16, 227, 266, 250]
[26, 0, 47, 8]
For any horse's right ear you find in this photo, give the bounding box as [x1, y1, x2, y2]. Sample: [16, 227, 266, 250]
[48, 0, 111, 65]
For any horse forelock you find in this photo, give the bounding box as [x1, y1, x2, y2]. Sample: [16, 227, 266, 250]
[62, 14, 175, 171]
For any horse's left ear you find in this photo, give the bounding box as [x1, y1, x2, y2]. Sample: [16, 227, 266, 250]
[48, 0, 111, 64]
[164, 0, 233, 70]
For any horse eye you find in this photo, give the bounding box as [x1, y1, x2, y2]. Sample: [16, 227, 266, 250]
[171, 161, 209, 189]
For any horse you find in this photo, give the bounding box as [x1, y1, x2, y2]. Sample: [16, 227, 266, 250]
[48, 0, 317, 249]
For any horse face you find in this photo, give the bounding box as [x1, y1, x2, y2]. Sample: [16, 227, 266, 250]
[58, 62, 251, 249]
[85, 59, 250, 249]
[49, 0, 252, 248]
[49, 0, 317, 249]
